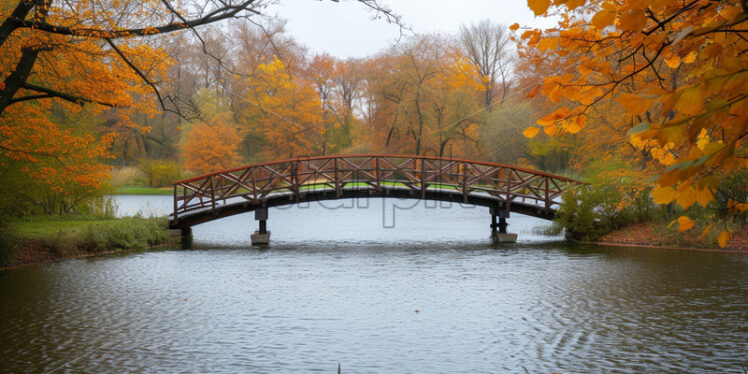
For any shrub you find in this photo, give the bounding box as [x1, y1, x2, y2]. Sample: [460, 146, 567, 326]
[80, 217, 172, 253]
[138, 159, 182, 187]
[554, 182, 658, 242]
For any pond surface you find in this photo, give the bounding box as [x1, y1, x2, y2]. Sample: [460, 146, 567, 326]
[1, 196, 746, 373]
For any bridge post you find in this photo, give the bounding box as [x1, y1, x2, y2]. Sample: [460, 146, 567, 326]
[490, 205, 517, 243]
[251, 206, 270, 245]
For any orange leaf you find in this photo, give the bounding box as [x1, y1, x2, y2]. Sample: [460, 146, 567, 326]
[717, 231, 731, 248]
[523, 127, 540, 138]
[526, 85, 541, 99]
[509, 23, 520, 31]
[544, 124, 558, 136]
[677, 216, 695, 232]
[592, 9, 615, 29]
[528, 0, 551, 16]
[618, 93, 655, 115]
[564, 0, 587, 10]
[701, 224, 713, 239]
[619, 9, 647, 32]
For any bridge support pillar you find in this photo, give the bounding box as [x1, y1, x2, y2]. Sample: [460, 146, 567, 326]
[491, 206, 517, 243]
[251, 207, 270, 245]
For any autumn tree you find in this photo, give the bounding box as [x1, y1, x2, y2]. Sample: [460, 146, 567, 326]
[241, 57, 325, 159]
[183, 119, 242, 174]
[459, 20, 513, 111]
[305, 54, 366, 154]
[519, 0, 747, 245]
[364, 35, 484, 157]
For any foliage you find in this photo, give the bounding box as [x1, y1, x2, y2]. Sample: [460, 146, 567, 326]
[364, 35, 485, 157]
[79, 217, 172, 253]
[137, 159, 182, 187]
[242, 57, 325, 159]
[555, 182, 657, 241]
[480, 102, 533, 164]
[519, 0, 747, 246]
[0, 157, 110, 217]
[2, 216, 175, 267]
[182, 120, 242, 174]
[554, 159, 658, 241]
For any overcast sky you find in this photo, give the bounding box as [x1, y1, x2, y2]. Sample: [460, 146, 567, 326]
[265, 0, 557, 59]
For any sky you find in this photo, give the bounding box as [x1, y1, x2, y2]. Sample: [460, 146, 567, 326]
[265, 0, 558, 59]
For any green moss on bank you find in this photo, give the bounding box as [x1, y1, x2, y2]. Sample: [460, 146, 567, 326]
[0, 216, 178, 268]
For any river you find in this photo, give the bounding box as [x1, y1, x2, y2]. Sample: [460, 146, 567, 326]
[0, 195, 746, 373]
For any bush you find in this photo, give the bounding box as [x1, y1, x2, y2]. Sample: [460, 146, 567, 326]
[138, 159, 182, 187]
[80, 217, 172, 253]
[554, 182, 657, 242]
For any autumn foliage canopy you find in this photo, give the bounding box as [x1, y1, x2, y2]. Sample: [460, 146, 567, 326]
[519, 0, 747, 245]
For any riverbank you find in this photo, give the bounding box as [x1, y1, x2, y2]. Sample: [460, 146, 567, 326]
[594, 223, 748, 252]
[115, 186, 173, 195]
[0, 216, 179, 270]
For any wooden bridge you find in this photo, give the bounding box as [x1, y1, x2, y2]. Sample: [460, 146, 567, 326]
[169, 154, 585, 243]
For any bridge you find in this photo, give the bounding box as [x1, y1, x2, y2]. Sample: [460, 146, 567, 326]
[169, 154, 585, 244]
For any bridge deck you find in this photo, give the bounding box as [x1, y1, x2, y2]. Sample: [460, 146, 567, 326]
[169, 154, 584, 229]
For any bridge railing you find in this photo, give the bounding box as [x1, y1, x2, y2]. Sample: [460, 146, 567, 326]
[171, 154, 584, 224]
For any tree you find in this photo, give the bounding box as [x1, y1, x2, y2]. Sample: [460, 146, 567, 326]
[242, 57, 325, 159]
[519, 0, 747, 245]
[459, 20, 513, 111]
[364, 35, 484, 157]
[183, 120, 242, 174]
[0, 0, 399, 117]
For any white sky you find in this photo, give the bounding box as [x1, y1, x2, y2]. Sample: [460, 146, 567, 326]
[266, 0, 558, 59]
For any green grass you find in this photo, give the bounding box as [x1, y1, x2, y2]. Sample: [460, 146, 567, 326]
[115, 186, 173, 195]
[1, 216, 177, 267]
[9, 217, 123, 239]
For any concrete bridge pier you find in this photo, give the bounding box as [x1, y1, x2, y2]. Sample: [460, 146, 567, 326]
[251, 207, 270, 245]
[491, 205, 517, 243]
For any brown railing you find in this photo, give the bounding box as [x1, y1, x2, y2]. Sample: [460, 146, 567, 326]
[171, 154, 585, 224]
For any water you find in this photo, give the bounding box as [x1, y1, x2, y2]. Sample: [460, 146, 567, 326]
[1, 196, 746, 373]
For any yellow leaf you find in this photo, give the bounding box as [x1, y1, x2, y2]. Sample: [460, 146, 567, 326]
[701, 224, 713, 239]
[528, 0, 551, 16]
[523, 127, 540, 138]
[683, 51, 697, 64]
[566, 115, 586, 134]
[652, 186, 675, 204]
[664, 55, 681, 69]
[677, 216, 695, 232]
[592, 9, 615, 29]
[674, 85, 705, 115]
[694, 187, 713, 208]
[702, 142, 725, 155]
[717, 231, 731, 248]
[676, 185, 697, 209]
[618, 93, 654, 115]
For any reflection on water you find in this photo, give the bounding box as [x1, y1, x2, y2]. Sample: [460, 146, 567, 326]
[1, 196, 746, 373]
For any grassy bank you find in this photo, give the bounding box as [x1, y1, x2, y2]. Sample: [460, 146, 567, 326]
[595, 221, 747, 251]
[0, 216, 179, 269]
[115, 186, 173, 195]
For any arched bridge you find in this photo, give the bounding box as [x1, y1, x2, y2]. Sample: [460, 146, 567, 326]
[169, 154, 585, 243]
